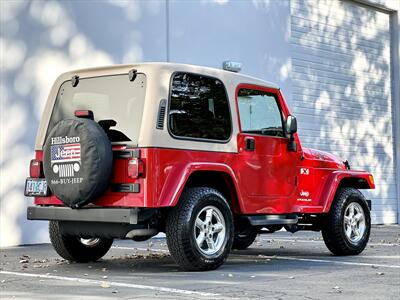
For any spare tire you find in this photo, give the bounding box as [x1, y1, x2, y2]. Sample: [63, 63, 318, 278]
[43, 118, 113, 208]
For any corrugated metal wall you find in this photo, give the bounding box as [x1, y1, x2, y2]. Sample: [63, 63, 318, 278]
[291, 0, 397, 224]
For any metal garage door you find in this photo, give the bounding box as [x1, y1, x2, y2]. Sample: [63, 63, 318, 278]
[291, 0, 397, 223]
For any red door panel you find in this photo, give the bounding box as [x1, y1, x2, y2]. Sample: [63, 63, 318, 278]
[235, 84, 300, 214]
[236, 134, 298, 213]
[237, 134, 295, 197]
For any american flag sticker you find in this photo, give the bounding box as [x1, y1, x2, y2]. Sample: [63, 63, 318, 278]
[51, 143, 81, 164]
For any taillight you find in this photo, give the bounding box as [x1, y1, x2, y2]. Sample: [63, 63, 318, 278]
[127, 158, 144, 178]
[30, 159, 43, 178]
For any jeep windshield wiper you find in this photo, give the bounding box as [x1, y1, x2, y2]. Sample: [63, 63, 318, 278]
[242, 127, 283, 137]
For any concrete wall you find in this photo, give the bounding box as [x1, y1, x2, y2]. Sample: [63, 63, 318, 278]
[0, 0, 291, 247]
[0, 0, 167, 247]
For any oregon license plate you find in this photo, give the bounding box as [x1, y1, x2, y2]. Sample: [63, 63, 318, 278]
[24, 178, 49, 196]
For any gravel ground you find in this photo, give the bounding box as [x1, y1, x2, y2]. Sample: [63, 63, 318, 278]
[0, 225, 399, 300]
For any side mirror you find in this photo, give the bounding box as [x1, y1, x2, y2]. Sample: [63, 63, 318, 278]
[286, 115, 297, 152]
[286, 115, 297, 135]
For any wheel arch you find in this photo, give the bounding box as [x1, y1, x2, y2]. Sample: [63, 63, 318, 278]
[159, 163, 244, 214]
[321, 171, 374, 213]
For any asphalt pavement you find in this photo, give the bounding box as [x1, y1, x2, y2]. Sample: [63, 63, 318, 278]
[1, 225, 399, 300]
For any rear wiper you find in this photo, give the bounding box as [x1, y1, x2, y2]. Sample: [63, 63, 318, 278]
[129, 69, 137, 82]
[98, 119, 117, 131]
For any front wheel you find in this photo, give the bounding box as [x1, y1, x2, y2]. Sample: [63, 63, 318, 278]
[49, 221, 113, 262]
[166, 187, 234, 271]
[322, 187, 371, 255]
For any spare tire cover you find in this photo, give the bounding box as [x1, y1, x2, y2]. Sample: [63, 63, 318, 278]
[43, 118, 113, 208]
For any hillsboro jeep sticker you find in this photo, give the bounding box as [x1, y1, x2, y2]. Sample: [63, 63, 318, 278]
[50, 136, 82, 180]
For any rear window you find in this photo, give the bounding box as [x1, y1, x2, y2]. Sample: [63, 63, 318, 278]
[48, 74, 146, 144]
[168, 72, 231, 141]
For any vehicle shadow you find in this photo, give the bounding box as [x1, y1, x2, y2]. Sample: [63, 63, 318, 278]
[1, 241, 377, 278]
[52, 246, 336, 275]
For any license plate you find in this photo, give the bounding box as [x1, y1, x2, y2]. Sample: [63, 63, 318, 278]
[24, 178, 49, 197]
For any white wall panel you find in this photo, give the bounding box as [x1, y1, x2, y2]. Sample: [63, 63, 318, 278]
[291, 0, 397, 224]
[0, 0, 167, 247]
[168, 0, 293, 104]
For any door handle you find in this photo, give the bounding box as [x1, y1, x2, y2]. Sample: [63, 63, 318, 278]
[245, 137, 255, 151]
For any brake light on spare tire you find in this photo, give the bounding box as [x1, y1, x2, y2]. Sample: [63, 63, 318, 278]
[74, 110, 94, 120]
[30, 159, 44, 178]
[127, 158, 144, 178]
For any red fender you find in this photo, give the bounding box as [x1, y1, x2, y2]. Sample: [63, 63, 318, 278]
[158, 162, 244, 211]
[321, 170, 375, 213]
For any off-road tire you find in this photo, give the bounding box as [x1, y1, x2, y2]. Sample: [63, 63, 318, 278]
[322, 187, 371, 255]
[232, 228, 258, 250]
[49, 221, 113, 262]
[166, 187, 234, 271]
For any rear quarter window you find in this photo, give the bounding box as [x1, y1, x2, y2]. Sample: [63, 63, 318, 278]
[168, 72, 231, 141]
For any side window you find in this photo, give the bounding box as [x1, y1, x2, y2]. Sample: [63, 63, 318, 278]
[237, 88, 284, 137]
[169, 72, 231, 141]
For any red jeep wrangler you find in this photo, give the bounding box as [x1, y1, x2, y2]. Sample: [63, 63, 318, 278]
[26, 63, 374, 271]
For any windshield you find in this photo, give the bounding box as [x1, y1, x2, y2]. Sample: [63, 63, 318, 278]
[47, 73, 146, 144]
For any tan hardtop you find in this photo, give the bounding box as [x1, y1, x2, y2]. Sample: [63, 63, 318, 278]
[35, 62, 279, 152]
[53, 62, 279, 89]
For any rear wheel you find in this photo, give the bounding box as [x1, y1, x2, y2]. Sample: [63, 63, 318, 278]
[49, 221, 113, 262]
[232, 228, 258, 250]
[266, 225, 283, 233]
[166, 187, 234, 271]
[322, 187, 371, 255]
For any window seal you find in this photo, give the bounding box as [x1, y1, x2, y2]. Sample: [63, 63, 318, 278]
[236, 85, 286, 138]
[45, 72, 145, 144]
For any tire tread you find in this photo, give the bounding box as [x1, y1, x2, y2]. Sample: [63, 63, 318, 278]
[322, 187, 371, 255]
[49, 221, 113, 262]
[166, 187, 233, 271]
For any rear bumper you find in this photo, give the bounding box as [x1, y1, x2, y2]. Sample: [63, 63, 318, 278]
[27, 206, 138, 224]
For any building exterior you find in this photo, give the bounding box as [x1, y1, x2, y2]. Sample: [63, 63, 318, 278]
[1, 0, 399, 246]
